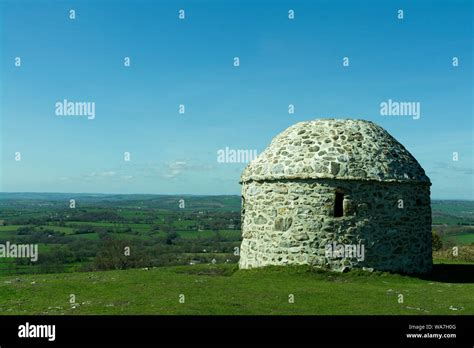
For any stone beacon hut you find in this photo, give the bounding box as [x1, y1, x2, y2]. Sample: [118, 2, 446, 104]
[239, 119, 432, 274]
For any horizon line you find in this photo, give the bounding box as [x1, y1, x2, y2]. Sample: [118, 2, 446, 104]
[0, 191, 472, 201]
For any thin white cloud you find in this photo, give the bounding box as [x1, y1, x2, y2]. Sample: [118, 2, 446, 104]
[84, 171, 116, 178]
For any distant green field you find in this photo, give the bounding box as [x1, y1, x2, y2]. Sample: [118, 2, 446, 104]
[0, 225, 26, 231]
[67, 222, 120, 227]
[66, 222, 151, 232]
[69, 232, 99, 240]
[128, 223, 151, 230]
[432, 200, 474, 225]
[446, 233, 474, 245]
[434, 225, 474, 246]
[0, 264, 472, 315]
[172, 220, 199, 229]
[432, 201, 474, 217]
[37, 226, 75, 234]
[0, 231, 18, 239]
[177, 230, 241, 239]
[0, 223, 240, 242]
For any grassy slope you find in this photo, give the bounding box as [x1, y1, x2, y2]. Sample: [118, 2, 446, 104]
[0, 264, 472, 315]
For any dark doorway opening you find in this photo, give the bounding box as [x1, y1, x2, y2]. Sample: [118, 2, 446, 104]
[334, 192, 344, 217]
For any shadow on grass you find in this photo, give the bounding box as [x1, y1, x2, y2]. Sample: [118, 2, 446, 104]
[415, 264, 474, 283]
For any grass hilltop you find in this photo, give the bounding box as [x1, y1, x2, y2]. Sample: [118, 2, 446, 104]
[0, 261, 473, 315]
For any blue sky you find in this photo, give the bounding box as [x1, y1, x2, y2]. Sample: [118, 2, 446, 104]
[0, 0, 472, 198]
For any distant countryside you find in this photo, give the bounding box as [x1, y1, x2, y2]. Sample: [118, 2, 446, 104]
[0, 193, 242, 275]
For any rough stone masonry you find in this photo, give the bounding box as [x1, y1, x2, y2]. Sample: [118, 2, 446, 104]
[238, 119, 432, 274]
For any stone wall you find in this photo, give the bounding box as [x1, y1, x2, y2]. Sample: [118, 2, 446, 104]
[239, 179, 432, 274]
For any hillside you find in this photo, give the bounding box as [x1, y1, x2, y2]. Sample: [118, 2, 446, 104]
[0, 263, 472, 315]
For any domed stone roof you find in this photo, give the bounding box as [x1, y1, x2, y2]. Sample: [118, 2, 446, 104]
[241, 119, 430, 184]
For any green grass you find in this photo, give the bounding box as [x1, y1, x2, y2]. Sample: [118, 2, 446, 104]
[0, 231, 18, 239]
[37, 225, 75, 234]
[0, 264, 472, 315]
[67, 222, 120, 227]
[70, 233, 99, 241]
[1, 224, 74, 235]
[128, 223, 151, 231]
[151, 229, 241, 239]
[445, 233, 474, 245]
[171, 220, 198, 228]
[174, 230, 241, 239]
[0, 225, 27, 231]
[433, 258, 469, 265]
